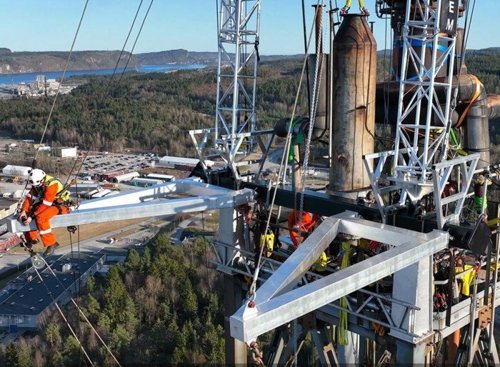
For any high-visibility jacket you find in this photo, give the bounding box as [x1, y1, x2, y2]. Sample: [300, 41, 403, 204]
[21, 175, 69, 216]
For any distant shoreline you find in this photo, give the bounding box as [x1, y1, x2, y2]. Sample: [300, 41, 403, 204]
[0, 63, 206, 86]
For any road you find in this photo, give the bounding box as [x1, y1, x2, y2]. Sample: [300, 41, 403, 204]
[0, 217, 171, 277]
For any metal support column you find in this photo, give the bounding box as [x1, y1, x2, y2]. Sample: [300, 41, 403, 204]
[223, 275, 248, 366]
[395, 338, 431, 365]
[219, 207, 248, 365]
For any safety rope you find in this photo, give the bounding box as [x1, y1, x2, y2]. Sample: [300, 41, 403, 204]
[39, 256, 122, 366]
[32, 266, 95, 366]
[14, 1, 89, 215]
[247, 0, 323, 301]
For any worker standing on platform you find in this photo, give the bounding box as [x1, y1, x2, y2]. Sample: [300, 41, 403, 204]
[340, 0, 370, 16]
[18, 169, 70, 257]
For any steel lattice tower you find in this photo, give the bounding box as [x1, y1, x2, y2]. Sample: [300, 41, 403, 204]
[215, 0, 261, 153]
[393, 0, 456, 197]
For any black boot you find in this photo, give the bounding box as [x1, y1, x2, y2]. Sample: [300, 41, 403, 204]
[43, 243, 60, 257]
[20, 237, 35, 251]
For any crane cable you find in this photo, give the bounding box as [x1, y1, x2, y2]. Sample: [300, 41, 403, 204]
[247, 0, 323, 301]
[65, 0, 152, 187]
[58, 0, 156, 294]
[38, 256, 122, 366]
[297, 8, 325, 237]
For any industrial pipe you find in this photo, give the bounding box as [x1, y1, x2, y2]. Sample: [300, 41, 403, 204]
[329, 15, 376, 193]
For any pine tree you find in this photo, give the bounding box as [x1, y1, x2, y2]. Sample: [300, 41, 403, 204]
[125, 249, 141, 271]
[4, 343, 17, 367]
[62, 336, 81, 366]
[16, 341, 31, 367]
[44, 322, 62, 349]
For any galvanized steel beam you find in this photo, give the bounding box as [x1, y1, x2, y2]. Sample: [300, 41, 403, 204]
[230, 213, 448, 342]
[7, 180, 254, 233]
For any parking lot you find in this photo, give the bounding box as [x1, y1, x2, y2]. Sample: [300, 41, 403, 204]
[80, 152, 158, 178]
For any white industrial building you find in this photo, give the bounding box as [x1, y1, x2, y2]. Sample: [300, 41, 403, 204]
[111, 171, 140, 183]
[158, 156, 214, 171]
[145, 173, 175, 182]
[53, 146, 77, 158]
[2, 165, 31, 177]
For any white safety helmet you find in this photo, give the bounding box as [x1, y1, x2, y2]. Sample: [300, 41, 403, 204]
[28, 169, 46, 186]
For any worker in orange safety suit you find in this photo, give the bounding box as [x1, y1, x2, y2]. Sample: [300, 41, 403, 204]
[18, 169, 70, 257]
[288, 209, 327, 272]
[288, 209, 319, 250]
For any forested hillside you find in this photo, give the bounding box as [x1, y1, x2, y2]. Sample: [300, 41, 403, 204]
[0, 49, 133, 74]
[0, 235, 226, 366]
[465, 48, 500, 94]
[0, 60, 307, 156]
[0, 49, 498, 158]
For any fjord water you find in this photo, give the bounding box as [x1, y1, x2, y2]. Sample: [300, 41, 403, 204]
[0, 64, 206, 86]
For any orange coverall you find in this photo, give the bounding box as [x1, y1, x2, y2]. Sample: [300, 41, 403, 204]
[287, 210, 319, 250]
[21, 177, 69, 247]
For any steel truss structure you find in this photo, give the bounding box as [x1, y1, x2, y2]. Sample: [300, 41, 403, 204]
[364, 150, 479, 227]
[212, 239, 423, 337]
[230, 211, 449, 342]
[189, 127, 274, 180]
[394, 0, 456, 187]
[215, 0, 260, 154]
[366, 0, 463, 222]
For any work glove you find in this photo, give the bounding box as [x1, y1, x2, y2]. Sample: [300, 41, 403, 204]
[18, 211, 32, 225]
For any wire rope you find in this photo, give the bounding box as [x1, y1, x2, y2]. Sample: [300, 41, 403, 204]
[297, 9, 325, 232]
[15, 0, 89, 214]
[39, 256, 122, 366]
[247, 0, 323, 300]
[35, 0, 90, 161]
[106, 0, 144, 90]
[118, 0, 155, 82]
[32, 266, 95, 366]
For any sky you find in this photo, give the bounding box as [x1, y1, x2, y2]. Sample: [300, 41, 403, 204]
[0, 0, 498, 55]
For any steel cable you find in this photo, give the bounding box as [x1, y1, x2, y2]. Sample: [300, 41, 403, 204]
[247, 0, 323, 301]
[106, 0, 145, 90]
[39, 256, 122, 366]
[118, 0, 155, 82]
[32, 266, 95, 366]
[14, 0, 89, 215]
[35, 0, 90, 161]
[297, 9, 325, 239]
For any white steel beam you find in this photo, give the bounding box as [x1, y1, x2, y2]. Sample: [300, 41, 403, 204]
[254, 217, 341, 304]
[230, 212, 448, 342]
[7, 180, 254, 233]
